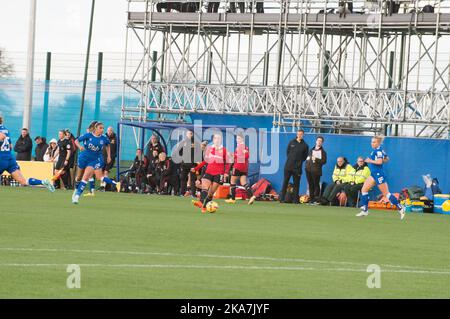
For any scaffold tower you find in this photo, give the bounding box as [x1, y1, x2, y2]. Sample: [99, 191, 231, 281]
[121, 0, 450, 137]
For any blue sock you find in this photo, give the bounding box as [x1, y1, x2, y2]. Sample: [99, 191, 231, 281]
[360, 192, 369, 212]
[89, 178, 95, 193]
[387, 193, 402, 210]
[102, 177, 116, 185]
[76, 180, 87, 196]
[27, 178, 43, 186]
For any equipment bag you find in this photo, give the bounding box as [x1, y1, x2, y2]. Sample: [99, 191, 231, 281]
[251, 178, 272, 198]
[235, 187, 248, 200]
[284, 189, 295, 203]
[431, 178, 442, 195]
[406, 186, 424, 200]
[422, 199, 434, 213]
[119, 175, 130, 193]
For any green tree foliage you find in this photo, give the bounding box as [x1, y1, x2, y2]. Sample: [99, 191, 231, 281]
[0, 49, 13, 77]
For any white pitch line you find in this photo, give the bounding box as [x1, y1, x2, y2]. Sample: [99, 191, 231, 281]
[0, 247, 448, 273]
[1, 263, 450, 275]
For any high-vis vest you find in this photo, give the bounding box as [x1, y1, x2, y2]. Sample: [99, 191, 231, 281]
[350, 166, 371, 184]
[332, 164, 354, 183]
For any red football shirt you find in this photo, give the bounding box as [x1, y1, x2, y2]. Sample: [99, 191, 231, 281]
[233, 143, 250, 173]
[194, 145, 231, 175]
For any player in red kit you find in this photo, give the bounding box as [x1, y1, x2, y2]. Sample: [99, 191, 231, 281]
[192, 133, 232, 213]
[225, 133, 257, 205]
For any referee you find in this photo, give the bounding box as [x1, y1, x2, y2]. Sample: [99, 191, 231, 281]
[55, 130, 72, 190]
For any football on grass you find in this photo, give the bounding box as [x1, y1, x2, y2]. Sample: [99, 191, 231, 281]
[206, 201, 219, 213]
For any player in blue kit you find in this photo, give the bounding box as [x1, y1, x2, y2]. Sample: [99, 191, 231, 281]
[357, 136, 405, 220]
[0, 115, 55, 192]
[73, 121, 98, 196]
[71, 122, 119, 204]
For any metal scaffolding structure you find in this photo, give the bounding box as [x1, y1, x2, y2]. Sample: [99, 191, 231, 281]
[121, 0, 450, 137]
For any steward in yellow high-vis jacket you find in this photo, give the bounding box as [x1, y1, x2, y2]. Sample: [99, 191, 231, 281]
[320, 157, 355, 205]
[344, 157, 371, 207]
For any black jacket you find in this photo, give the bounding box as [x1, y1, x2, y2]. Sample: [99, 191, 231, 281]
[147, 157, 159, 176]
[103, 132, 117, 162]
[35, 139, 48, 162]
[173, 137, 202, 168]
[155, 158, 174, 179]
[67, 134, 77, 168]
[107, 132, 117, 159]
[132, 155, 149, 175]
[305, 146, 327, 176]
[14, 135, 33, 161]
[284, 138, 309, 173]
[146, 142, 165, 161]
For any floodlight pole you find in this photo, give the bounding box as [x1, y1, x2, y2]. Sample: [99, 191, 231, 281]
[77, 0, 96, 138]
[23, 0, 37, 130]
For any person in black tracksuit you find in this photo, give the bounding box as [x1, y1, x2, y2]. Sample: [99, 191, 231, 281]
[172, 130, 202, 197]
[207, 1, 220, 12]
[190, 140, 208, 195]
[155, 152, 178, 195]
[305, 136, 327, 204]
[146, 150, 160, 193]
[130, 148, 149, 192]
[230, 2, 245, 12]
[146, 135, 165, 162]
[387, 0, 400, 16]
[103, 127, 117, 175]
[280, 129, 309, 204]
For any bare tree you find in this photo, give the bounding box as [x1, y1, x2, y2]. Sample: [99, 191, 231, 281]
[0, 48, 14, 77]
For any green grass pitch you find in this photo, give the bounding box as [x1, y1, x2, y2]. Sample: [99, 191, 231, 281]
[0, 187, 449, 298]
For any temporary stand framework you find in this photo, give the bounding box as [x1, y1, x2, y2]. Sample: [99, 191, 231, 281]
[121, 0, 450, 138]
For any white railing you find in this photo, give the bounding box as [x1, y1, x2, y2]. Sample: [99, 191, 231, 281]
[121, 82, 449, 125]
[127, 0, 450, 14]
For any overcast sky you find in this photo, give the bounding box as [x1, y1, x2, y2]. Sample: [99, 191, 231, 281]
[0, 0, 127, 53]
[3, 0, 450, 54]
[1, 0, 449, 82]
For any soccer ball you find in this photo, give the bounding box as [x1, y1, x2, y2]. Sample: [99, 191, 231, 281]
[206, 201, 219, 213]
[442, 200, 450, 212]
[299, 195, 310, 204]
